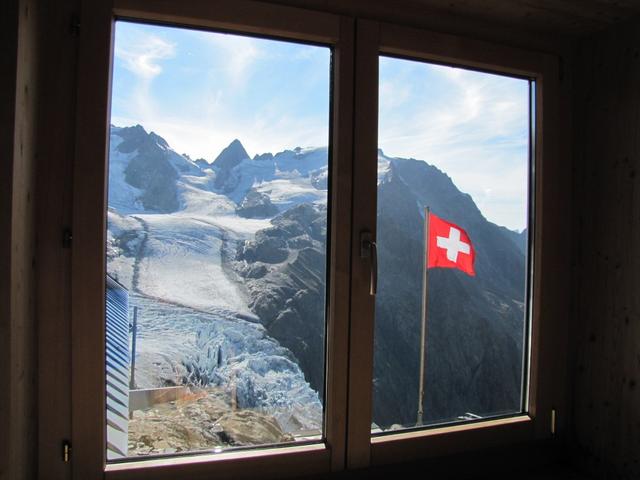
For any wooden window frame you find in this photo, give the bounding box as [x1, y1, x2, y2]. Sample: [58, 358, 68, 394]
[72, 0, 353, 478]
[347, 19, 567, 469]
[69, 1, 569, 479]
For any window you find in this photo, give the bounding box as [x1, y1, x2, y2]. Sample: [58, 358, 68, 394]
[372, 57, 532, 433]
[69, 2, 564, 478]
[105, 20, 331, 461]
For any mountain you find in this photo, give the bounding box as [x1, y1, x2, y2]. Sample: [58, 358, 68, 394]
[212, 139, 251, 190]
[106, 125, 330, 441]
[212, 145, 328, 206]
[500, 226, 528, 255]
[194, 158, 211, 170]
[236, 190, 279, 218]
[106, 124, 528, 432]
[213, 138, 250, 170]
[109, 125, 203, 212]
[373, 155, 526, 426]
[233, 203, 327, 395]
[232, 150, 527, 428]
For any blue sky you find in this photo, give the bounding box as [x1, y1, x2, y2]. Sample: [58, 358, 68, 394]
[111, 21, 331, 161]
[379, 57, 530, 231]
[111, 21, 530, 231]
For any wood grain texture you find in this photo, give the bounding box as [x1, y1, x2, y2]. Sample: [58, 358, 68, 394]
[324, 16, 355, 472]
[528, 54, 572, 440]
[71, 1, 113, 478]
[257, 0, 640, 47]
[36, 0, 80, 479]
[371, 416, 533, 464]
[71, 2, 347, 478]
[255, 0, 579, 55]
[362, 19, 570, 466]
[571, 16, 640, 479]
[114, 0, 340, 44]
[105, 444, 329, 480]
[0, 0, 39, 479]
[406, 0, 640, 37]
[346, 18, 379, 470]
[379, 22, 546, 77]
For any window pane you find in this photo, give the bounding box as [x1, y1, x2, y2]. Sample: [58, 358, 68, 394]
[105, 21, 331, 460]
[372, 57, 531, 433]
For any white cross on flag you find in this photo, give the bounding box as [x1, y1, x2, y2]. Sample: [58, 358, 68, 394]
[427, 212, 476, 276]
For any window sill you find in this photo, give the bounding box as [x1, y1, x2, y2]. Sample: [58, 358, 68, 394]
[105, 442, 330, 480]
[371, 414, 534, 466]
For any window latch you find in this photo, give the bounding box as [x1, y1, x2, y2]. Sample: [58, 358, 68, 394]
[360, 231, 377, 296]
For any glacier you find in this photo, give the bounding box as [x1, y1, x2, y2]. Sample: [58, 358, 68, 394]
[106, 124, 328, 443]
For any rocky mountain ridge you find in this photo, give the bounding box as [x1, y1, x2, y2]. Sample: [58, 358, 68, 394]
[107, 123, 528, 431]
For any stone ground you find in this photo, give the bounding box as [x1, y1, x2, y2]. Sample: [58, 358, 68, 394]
[127, 387, 293, 456]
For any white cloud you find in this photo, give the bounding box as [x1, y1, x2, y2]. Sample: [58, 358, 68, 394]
[194, 31, 262, 86]
[379, 62, 530, 230]
[112, 26, 179, 140]
[111, 25, 328, 163]
[112, 109, 328, 164]
[115, 34, 175, 80]
[379, 80, 411, 109]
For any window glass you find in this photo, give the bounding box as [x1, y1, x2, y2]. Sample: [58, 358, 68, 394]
[372, 56, 531, 433]
[105, 20, 331, 460]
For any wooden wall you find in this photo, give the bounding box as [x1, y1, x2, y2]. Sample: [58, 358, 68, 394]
[571, 16, 640, 480]
[0, 0, 39, 479]
[0, 0, 20, 475]
[256, 0, 571, 55]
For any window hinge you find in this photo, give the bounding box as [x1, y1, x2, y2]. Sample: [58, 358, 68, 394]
[550, 408, 557, 436]
[62, 440, 72, 463]
[63, 228, 73, 249]
[70, 14, 80, 37]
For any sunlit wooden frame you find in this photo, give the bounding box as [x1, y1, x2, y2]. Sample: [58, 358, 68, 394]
[347, 19, 568, 469]
[71, 0, 354, 478]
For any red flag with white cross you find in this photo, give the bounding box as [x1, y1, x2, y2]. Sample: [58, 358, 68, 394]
[417, 209, 476, 426]
[427, 212, 476, 276]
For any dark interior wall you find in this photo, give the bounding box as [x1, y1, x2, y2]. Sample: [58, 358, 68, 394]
[0, 0, 39, 479]
[257, 0, 570, 54]
[571, 16, 640, 480]
[0, 0, 20, 475]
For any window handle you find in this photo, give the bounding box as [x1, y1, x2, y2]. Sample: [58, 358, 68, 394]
[360, 231, 377, 296]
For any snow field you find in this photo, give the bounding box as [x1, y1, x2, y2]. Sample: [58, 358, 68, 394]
[106, 127, 332, 437]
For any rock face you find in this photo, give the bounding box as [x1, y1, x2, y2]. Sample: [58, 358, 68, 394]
[235, 204, 327, 396]
[127, 389, 292, 456]
[213, 139, 249, 171]
[111, 125, 200, 212]
[500, 226, 528, 255]
[194, 158, 211, 170]
[212, 139, 250, 190]
[373, 158, 526, 426]
[235, 156, 527, 428]
[236, 189, 279, 218]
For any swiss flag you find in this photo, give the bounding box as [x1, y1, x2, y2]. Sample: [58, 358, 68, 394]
[427, 212, 476, 276]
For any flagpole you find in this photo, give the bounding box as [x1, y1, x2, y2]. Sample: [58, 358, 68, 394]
[418, 206, 430, 426]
